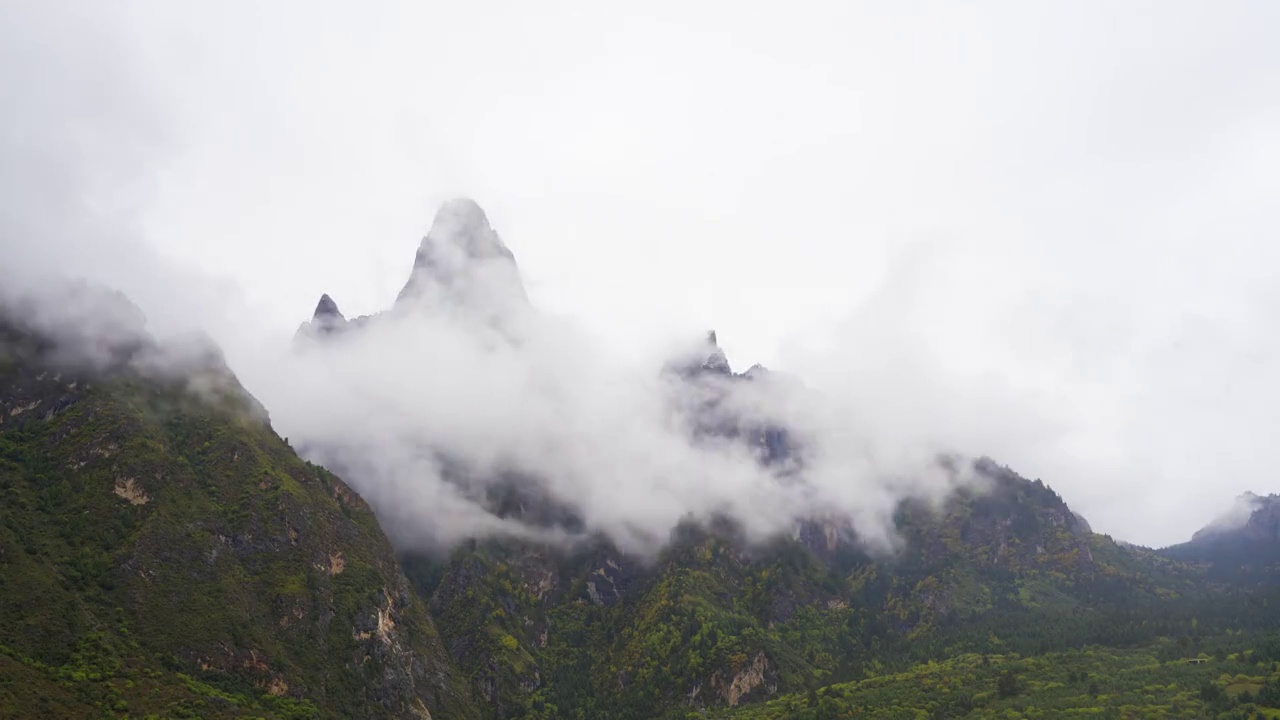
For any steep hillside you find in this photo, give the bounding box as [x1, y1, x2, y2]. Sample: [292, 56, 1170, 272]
[401, 460, 1249, 720]
[1162, 493, 1280, 583]
[284, 198, 1280, 719]
[0, 303, 480, 719]
[6, 204, 1279, 720]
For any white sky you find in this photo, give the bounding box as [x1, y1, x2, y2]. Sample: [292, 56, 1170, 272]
[3, 1, 1280, 547]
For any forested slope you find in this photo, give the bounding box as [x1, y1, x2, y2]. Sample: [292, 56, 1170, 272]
[0, 311, 480, 719]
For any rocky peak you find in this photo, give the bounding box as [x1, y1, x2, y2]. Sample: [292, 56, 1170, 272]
[660, 330, 734, 381]
[701, 330, 732, 375]
[310, 293, 347, 331]
[313, 293, 344, 322]
[293, 199, 530, 345]
[395, 198, 529, 319]
[294, 293, 349, 342]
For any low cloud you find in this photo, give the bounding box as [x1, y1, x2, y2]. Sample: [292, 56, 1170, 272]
[215, 204, 997, 556]
[1193, 492, 1267, 540]
[3, 1, 1280, 551]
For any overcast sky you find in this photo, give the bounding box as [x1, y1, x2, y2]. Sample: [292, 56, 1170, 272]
[3, 1, 1279, 547]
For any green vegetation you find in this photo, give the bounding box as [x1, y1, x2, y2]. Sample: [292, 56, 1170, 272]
[0, 637, 320, 719]
[0, 320, 477, 719]
[408, 470, 1280, 719]
[715, 639, 1280, 719]
[9, 315, 1280, 720]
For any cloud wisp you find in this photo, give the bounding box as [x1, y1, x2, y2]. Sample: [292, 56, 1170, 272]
[239, 201, 998, 556]
[3, 2, 1280, 549]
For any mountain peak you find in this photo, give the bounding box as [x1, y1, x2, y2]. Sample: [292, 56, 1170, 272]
[396, 198, 529, 319]
[702, 329, 731, 374]
[430, 197, 492, 242]
[662, 330, 734, 379]
[295, 292, 348, 341]
[313, 293, 343, 319]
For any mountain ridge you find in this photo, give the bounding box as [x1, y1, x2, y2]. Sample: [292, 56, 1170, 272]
[284, 199, 1280, 718]
[297, 198, 529, 345]
[5, 199, 1280, 718]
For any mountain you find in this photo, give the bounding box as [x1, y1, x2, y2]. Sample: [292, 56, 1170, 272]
[0, 291, 481, 719]
[9, 199, 1280, 719]
[402, 458, 1242, 719]
[1190, 492, 1280, 546]
[286, 198, 1280, 719]
[1161, 492, 1280, 582]
[296, 198, 528, 345]
[396, 198, 529, 318]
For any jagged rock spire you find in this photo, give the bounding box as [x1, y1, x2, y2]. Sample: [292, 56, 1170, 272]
[396, 199, 529, 320]
[294, 293, 348, 344]
[313, 293, 344, 322]
[296, 199, 530, 345]
[662, 329, 733, 379]
[701, 329, 731, 374]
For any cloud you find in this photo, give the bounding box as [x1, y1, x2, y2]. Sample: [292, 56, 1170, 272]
[257, 207, 987, 556]
[2, 1, 1280, 549]
[1194, 492, 1265, 539]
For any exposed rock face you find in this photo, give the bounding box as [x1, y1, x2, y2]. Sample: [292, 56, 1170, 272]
[294, 292, 354, 343]
[711, 651, 775, 706]
[660, 329, 801, 479]
[665, 329, 734, 379]
[112, 476, 150, 505]
[584, 556, 635, 607]
[311, 293, 346, 330]
[795, 518, 850, 558]
[700, 330, 732, 374]
[314, 293, 343, 322]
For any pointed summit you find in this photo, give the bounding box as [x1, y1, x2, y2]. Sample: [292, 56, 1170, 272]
[419, 198, 510, 263]
[294, 199, 531, 346]
[396, 199, 529, 320]
[664, 329, 733, 379]
[313, 293, 344, 321]
[702, 329, 731, 374]
[294, 293, 347, 344]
